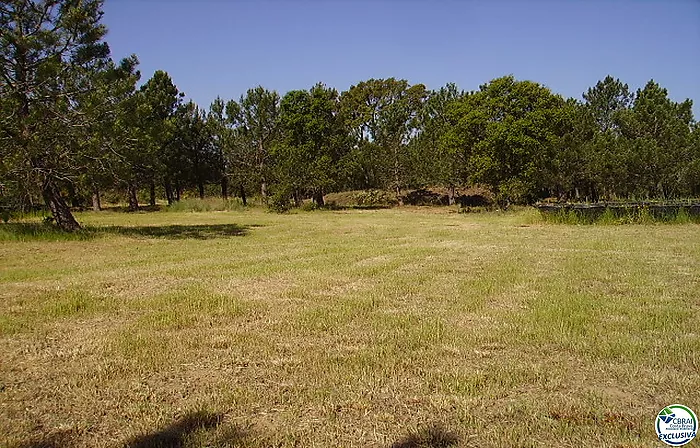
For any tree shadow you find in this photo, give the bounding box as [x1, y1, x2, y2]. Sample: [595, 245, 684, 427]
[100, 205, 164, 213]
[124, 411, 226, 448]
[97, 223, 251, 240]
[390, 423, 460, 448]
[11, 429, 80, 448]
[0, 223, 253, 241]
[11, 412, 248, 448]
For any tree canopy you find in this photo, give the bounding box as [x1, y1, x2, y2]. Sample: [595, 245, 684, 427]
[1, 1, 698, 227]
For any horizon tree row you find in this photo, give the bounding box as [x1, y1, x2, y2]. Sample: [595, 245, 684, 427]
[1, 0, 699, 230]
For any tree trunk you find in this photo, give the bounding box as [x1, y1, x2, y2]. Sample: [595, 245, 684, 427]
[221, 176, 228, 199]
[293, 189, 302, 207]
[149, 182, 156, 207]
[259, 141, 267, 201]
[313, 190, 325, 206]
[175, 181, 181, 202]
[164, 181, 174, 205]
[127, 184, 139, 211]
[42, 180, 81, 231]
[447, 184, 456, 206]
[198, 181, 205, 199]
[240, 184, 247, 206]
[393, 146, 402, 205]
[92, 186, 101, 211]
[66, 182, 82, 208]
[260, 178, 267, 201]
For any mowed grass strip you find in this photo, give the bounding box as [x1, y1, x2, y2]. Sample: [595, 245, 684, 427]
[0, 207, 698, 447]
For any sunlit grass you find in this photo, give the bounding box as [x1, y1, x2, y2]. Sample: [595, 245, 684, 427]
[0, 206, 698, 447]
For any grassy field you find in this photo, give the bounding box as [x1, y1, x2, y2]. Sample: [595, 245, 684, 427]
[1, 206, 699, 447]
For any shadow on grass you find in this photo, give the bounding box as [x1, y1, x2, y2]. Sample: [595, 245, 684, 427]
[390, 423, 460, 448]
[98, 224, 251, 240]
[100, 205, 164, 213]
[12, 412, 246, 448]
[12, 415, 458, 448]
[124, 411, 228, 448]
[0, 223, 253, 241]
[11, 429, 80, 448]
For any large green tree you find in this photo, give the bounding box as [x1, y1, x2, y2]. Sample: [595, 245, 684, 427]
[139, 70, 181, 206]
[233, 86, 280, 200]
[340, 78, 427, 200]
[451, 76, 568, 204]
[0, 0, 114, 230]
[583, 75, 633, 134]
[277, 83, 347, 205]
[414, 83, 465, 203]
[171, 100, 215, 199]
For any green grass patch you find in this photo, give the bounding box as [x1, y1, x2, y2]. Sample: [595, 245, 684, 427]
[0, 207, 698, 447]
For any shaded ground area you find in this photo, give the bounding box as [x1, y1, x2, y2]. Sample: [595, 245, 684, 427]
[0, 223, 253, 241]
[99, 224, 251, 239]
[124, 411, 226, 448]
[390, 424, 460, 448]
[13, 413, 458, 448]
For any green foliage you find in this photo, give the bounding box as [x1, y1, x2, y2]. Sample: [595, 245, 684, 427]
[300, 201, 320, 212]
[353, 189, 397, 207]
[340, 78, 428, 195]
[539, 204, 700, 225]
[445, 76, 568, 204]
[267, 186, 294, 213]
[0, 0, 119, 229]
[1, 4, 698, 214]
[165, 198, 245, 213]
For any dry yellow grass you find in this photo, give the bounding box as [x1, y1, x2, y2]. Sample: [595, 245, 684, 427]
[1, 206, 699, 447]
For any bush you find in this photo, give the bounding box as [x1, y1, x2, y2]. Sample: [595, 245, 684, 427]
[300, 201, 319, 212]
[401, 189, 449, 206]
[354, 189, 396, 207]
[536, 202, 700, 224]
[267, 187, 294, 213]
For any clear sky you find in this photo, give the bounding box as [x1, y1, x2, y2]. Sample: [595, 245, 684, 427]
[102, 0, 700, 116]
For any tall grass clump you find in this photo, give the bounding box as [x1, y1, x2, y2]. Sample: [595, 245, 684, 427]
[165, 197, 246, 213]
[537, 204, 700, 225]
[0, 222, 95, 242]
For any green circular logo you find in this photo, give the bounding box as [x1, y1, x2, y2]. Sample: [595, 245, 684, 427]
[656, 404, 697, 446]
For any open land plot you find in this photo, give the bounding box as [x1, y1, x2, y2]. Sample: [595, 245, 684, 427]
[1, 207, 699, 447]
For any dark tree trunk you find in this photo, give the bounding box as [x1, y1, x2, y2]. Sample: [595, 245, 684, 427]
[447, 184, 456, 206]
[393, 148, 403, 205]
[175, 181, 182, 202]
[127, 184, 139, 211]
[313, 190, 325, 206]
[42, 180, 81, 231]
[198, 181, 205, 199]
[221, 176, 228, 199]
[149, 182, 156, 207]
[293, 190, 302, 207]
[92, 186, 101, 211]
[240, 184, 247, 206]
[66, 182, 82, 208]
[259, 142, 267, 201]
[165, 181, 174, 205]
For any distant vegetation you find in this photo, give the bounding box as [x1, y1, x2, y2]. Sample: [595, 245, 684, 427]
[2, 0, 699, 230]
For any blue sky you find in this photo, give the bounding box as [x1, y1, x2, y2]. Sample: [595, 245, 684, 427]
[103, 0, 700, 116]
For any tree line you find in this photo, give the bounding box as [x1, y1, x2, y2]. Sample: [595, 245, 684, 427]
[1, 0, 698, 230]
